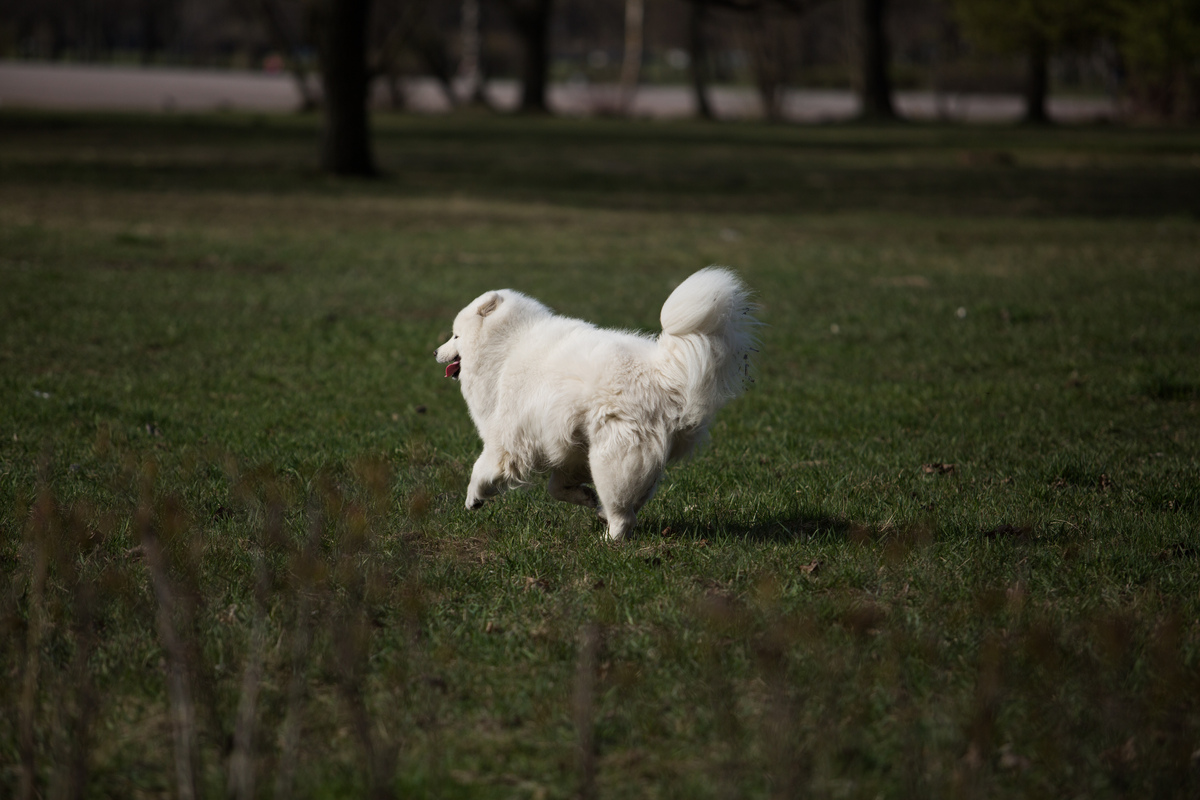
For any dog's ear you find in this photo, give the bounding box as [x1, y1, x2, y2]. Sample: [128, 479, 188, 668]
[477, 292, 503, 318]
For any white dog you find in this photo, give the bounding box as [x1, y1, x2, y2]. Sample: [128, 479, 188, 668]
[435, 268, 758, 541]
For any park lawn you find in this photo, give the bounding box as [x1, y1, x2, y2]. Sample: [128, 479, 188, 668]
[1, 110, 1199, 798]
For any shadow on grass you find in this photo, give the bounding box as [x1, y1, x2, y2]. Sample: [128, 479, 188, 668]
[656, 510, 853, 544]
[3, 110, 1199, 218]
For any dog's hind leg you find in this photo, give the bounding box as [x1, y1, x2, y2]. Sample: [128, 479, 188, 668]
[589, 433, 664, 542]
[547, 467, 599, 509]
[466, 446, 507, 510]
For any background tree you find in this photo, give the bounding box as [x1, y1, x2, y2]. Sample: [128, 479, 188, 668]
[680, 0, 827, 122]
[1110, 0, 1200, 121]
[685, 0, 717, 119]
[498, 0, 555, 113]
[952, 0, 1105, 124]
[254, 0, 318, 110]
[316, 0, 376, 176]
[856, 0, 897, 119]
[618, 0, 644, 113]
[457, 0, 490, 106]
[370, 0, 458, 110]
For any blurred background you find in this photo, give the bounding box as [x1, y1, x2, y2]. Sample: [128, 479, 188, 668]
[1, 0, 1195, 126]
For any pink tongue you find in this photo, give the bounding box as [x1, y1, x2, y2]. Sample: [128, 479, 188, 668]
[445, 360, 461, 379]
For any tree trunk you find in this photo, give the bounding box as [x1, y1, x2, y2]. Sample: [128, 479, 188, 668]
[751, 7, 786, 123]
[1023, 35, 1050, 124]
[319, 0, 376, 176]
[688, 0, 715, 120]
[618, 0, 644, 114]
[459, 0, 483, 104]
[504, 0, 554, 113]
[139, 1, 159, 65]
[257, 0, 318, 111]
[416, 34, 460, 110]
[857, 0, 896, 120]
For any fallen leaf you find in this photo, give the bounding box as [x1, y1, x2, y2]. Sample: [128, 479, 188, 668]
[998, 744, 1031, 772]
[922, 462, 956, 475]
[1101, 737, 1137, 766]
[798, 559, 821, 575]
[523, 576, 551, 592]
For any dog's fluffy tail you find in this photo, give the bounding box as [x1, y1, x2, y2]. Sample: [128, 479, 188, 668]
[658, 267, 759, 430]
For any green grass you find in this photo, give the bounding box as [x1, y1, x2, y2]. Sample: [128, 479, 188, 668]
[1, 110, 1199, 798]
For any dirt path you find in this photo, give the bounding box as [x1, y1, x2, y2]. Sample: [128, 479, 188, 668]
[0, 62, 1117, 123]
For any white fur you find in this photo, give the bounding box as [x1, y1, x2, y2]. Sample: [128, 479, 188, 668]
[435, 267, 758, 541]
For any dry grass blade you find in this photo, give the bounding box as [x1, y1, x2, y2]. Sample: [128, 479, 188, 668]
[17, 490, 52, 800]
[140, 521, 200, 800]
[333, 614, 398, 800]
[227, 497, 283, 800]
[329, 501, 399, 800]
[573, 622, 601, 800]
[59, 626, 100, 800]
[275, 498, 326, 800]
[53, 552, 103, 800]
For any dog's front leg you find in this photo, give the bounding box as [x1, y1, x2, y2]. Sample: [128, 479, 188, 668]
[466, 447, 505, 510]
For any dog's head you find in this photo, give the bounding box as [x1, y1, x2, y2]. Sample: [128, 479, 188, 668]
[434, 291, 504, 381]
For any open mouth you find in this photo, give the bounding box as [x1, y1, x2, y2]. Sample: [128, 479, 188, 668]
[445, 357, 461, 380]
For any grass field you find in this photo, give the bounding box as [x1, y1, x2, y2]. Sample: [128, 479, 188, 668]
[2, 110, 1199, 798]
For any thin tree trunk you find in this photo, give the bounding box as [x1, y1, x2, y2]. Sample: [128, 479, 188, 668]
[618, 0, 644, 114]
[416, 36, 460, 110]
[504, 0, 553, 113]
[139, 1, 159, 65]
[459, 0, 483, 103]
[319, 0, 377, 176]
[750, 7, 785, 123]
[257, 0, 318, 111]
[1023, 35, 1050, 124]
[857, 0, 896, 120]
[689, 0, 715, 120]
